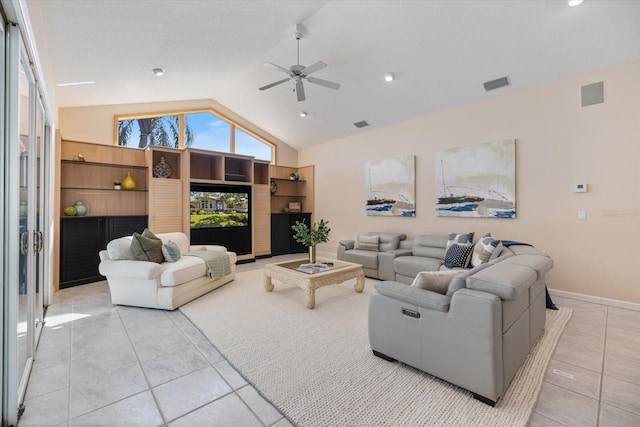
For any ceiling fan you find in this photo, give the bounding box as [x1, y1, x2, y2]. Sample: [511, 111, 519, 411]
[259, 26, 340, 102]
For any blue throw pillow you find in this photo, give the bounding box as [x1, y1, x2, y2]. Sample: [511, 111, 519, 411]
[444, 243, 474, 268]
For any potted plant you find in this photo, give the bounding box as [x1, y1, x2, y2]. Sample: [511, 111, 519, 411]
[291, 218, 331, 263]
[289, 172, 299, 181]
[113, 180, 121, 190]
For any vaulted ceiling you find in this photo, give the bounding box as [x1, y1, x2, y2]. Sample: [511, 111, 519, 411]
[29, 0, 640, 150]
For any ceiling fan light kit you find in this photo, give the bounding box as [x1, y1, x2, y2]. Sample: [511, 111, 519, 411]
[259, 24, 341, 102]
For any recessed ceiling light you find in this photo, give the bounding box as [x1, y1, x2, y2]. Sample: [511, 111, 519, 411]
[299, 111, 308, 117]
[55, 81, 95, 87]
[568, 0, 583, 6]
[152, 68, 165, 77]
[384, 72, 395, 82]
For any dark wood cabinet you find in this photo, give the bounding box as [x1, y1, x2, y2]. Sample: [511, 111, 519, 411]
[270, 213, 311, 255]
[60, 215, 148, 288]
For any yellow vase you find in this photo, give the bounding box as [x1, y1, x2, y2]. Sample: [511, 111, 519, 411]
[122, 171, 136, 190]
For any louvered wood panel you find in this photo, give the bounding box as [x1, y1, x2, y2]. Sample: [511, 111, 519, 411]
[149, 178, 183, 233]
[253, 185, 271, 256]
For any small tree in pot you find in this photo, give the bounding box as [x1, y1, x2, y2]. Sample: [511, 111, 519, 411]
[291, 218, 331, 263]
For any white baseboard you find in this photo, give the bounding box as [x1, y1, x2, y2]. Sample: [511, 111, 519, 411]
[548, 288, 640, 312]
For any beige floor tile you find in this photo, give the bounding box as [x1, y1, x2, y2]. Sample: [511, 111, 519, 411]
[599, 402, 640, 427]
[528, 411, 567, 427]
[534, 381, 598, 427]
[607, 306, 640, 333]
[601, 375, 640, 416]
[545, 359, 601, 399]
[604, 353, 640, 386]
[605, 326, 640, 362]
[168, 393, 262, 427]
[68, 390, 163, 427]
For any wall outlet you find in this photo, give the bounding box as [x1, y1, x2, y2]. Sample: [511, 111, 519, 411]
[574, 183, 588, 193]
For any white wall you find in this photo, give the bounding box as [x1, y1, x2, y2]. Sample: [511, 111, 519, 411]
[300, 60, 640, 304]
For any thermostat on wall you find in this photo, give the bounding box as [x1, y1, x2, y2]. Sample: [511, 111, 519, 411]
[574, 183, 588, 193]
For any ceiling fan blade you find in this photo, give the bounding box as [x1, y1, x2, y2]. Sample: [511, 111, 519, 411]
[296, 80, 306, 102]
[302, 61, 327, 76]
[264, 62, 292, 75]
[307, 76, 341, 90]
[259, 78, 290, 91]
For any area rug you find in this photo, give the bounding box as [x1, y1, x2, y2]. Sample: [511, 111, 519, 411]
[180, 269, 571, 427]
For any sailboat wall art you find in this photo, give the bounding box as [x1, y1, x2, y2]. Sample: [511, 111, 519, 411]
[365, 155, 416, 217]
[436, 140, 516, 218]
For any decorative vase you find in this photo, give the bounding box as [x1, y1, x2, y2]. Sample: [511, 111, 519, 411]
[122, 171, 136, 190]
[153, 156, 172, 178]
[308, 245, 317, 263]
[74, 201, 87, 216]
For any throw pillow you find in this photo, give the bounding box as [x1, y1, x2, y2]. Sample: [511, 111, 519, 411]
[130, 232, 164, 263]
[354, 234, 379, 251]
[444, 243, 474, 268]
[470, 233, 503, 267]
[141, 228, 161, 241]
[411, 270, 461, 295]
[161, 240, 182, 262]
[446, 232, 474, 249]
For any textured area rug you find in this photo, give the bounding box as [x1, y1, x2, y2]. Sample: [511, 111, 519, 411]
[181, 269, 571, 427]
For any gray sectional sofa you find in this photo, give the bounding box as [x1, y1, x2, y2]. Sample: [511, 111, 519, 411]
[362, 234, 553, 406]
[337, 232, 408, 280]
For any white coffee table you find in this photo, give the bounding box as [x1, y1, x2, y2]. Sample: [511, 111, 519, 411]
[264, 258, 365, 309]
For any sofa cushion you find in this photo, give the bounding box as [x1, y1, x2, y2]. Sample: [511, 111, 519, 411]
[341, 249, 379, 270]
[160, 256, 208, 287]
[444, 244, 474, 268]
[446, 232, 474, 249]
[466, 262, 536, 301]
[502, 254, 553, 279]
[107, 236, 134, 260]
[354, 234, 379, 251]
[411, 234, 448, 259]
[411, 270, 461, 295]
[161, 241, 182, 262]
[394, 256, 443, 278]
[131, 233, 164, 263]
[367, 232, 405, 252]
[470, 233, 503, 267]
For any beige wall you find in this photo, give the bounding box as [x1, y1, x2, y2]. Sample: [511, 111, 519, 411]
[300, 60, 640, 304]
[58, 98, 299, 166]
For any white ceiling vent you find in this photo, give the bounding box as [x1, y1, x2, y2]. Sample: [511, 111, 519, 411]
[483, 76, 510, 91]
[580, 81, 604, 107]
[354, 120, 369, 128]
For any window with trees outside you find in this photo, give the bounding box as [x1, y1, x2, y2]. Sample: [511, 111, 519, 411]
[115, 109, 274, 162]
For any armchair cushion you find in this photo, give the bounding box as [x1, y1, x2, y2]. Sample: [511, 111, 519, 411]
[107, 235, 134, 260]
[411, 270, 461, 295]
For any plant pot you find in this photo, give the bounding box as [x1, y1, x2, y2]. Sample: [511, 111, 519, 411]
[114, 185, 121, 190]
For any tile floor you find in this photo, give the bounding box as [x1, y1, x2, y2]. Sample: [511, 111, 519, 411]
[18, 255, 640, 426]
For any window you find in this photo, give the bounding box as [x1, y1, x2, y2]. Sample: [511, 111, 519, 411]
[115, 109, 274, 162]
[235, 128, 272, 161]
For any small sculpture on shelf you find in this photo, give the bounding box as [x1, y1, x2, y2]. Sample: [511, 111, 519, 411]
[113, 180, 121, 190]
[153, 156, 172, 178]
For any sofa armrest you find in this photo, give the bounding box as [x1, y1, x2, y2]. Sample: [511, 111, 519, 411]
[338, 240, 355, 250]
[374, 281, 450, 312]
[378, 249, 413, 281]
[98, 259, 164, 280]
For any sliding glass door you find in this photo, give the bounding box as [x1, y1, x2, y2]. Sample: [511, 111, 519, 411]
[3, 23, 49, 425]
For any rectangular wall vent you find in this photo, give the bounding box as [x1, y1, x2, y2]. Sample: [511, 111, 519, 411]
[353, 120, 369, 128]
[483, 76, 510, 91]
[581, 81, 604, 107]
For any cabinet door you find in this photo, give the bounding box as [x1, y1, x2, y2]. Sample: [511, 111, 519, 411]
[107, 216, 148, 240]
[60, 217, 106, 288]
[149, 178, 182, 233]
[253, 185, 271, 256]
[270, 214, 291, 255]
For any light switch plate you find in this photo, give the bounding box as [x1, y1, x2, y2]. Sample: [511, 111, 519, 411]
[578, 210, 587, 220]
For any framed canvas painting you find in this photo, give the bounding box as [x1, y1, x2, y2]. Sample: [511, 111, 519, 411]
[436, 140, 516, 218]
[365, 155, 416, 217]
